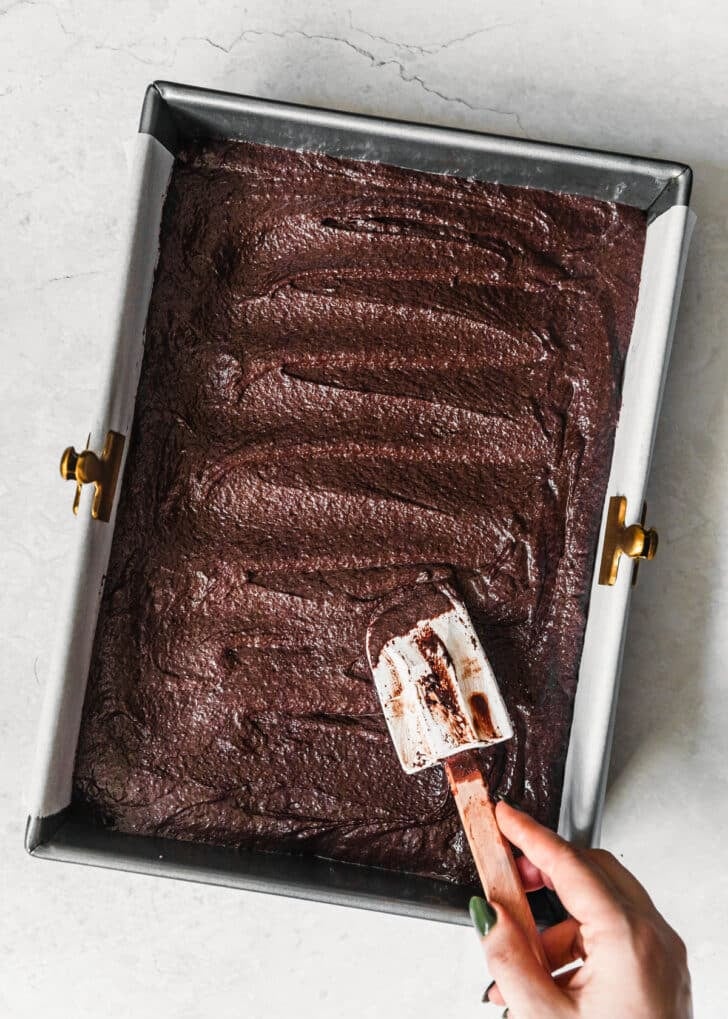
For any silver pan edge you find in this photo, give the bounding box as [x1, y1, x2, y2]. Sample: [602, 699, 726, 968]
[25, 81, 693, 926]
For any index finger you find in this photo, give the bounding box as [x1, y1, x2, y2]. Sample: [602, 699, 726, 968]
[495, 802, 622, 926]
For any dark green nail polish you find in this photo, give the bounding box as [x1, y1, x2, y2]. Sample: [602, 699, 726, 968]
[469, 895, 497, 937]
[482, 979, 496, 1002]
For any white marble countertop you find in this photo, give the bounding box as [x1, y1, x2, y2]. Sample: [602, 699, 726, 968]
[2, 1, 727, 1016]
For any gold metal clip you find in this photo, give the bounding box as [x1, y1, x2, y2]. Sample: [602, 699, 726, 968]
[60, 430, 125, 522]
[598, 495, 658, 587]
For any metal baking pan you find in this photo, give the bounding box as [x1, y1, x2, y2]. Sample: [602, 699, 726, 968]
[25, 81, 694, 926]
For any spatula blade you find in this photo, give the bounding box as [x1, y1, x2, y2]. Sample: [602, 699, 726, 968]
[366, 585, 513, 774]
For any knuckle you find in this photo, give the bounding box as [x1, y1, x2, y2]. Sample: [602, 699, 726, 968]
[669, 930, 689, 964]
[551, 841, 583, 874]
[555, 840, 581, 864]
[589, 848, 618, 869]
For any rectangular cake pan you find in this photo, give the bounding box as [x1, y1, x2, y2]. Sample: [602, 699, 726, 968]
[25, 81, 694, 926]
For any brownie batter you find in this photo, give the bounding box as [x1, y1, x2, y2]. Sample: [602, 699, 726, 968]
[73, 140, 646, 885]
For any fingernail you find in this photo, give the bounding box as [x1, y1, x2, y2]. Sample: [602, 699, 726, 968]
[469, 895, 497, 937]
[482, 979, 496, 1002]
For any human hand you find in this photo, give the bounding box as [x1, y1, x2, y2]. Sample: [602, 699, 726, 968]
[470, 802, 692, 1018]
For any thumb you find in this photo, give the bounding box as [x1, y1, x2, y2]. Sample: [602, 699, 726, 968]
[482, 902, 569, 1018]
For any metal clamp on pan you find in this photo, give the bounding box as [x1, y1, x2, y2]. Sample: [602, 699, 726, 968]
[60, 430, 125, 522]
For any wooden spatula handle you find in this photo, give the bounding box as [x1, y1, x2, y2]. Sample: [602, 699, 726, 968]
[444, 756, 549, 970]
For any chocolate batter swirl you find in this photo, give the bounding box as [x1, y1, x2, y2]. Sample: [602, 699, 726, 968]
[73, 140, 646, 885]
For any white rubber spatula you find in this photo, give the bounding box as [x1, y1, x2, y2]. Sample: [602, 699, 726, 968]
[366, 582, 548, 969]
